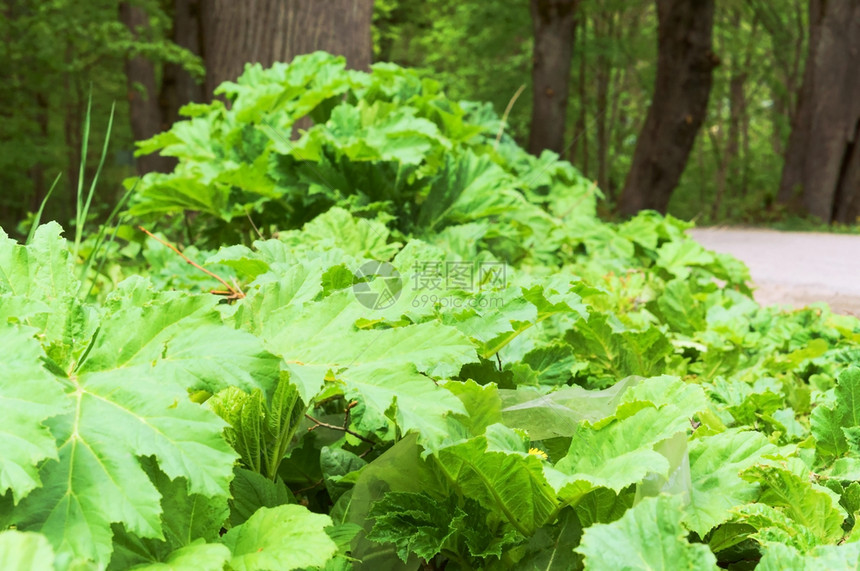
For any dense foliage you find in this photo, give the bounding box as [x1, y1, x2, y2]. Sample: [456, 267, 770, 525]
[4, 54, 860, 570]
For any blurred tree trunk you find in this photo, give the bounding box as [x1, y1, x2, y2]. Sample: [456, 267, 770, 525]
[119, 2, 176, 175]
[528, 0, 581, 156]
[161, 0, 205, 126]
[593, 5, 613, 195]
[570, 17, 589, 173]
[200, 0, 375, 96]
[618, 0, 718, 216]
[776, 0, 860, 223]
[712, 7, 753, 219]
[748, 0, 806, 158]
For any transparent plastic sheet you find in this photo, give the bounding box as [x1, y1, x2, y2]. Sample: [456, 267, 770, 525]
[634, 431, 693, 504]
[498, 376, 641, 439]
[499, 376, 693, 507]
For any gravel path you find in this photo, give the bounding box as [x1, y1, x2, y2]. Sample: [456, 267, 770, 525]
[688, 227, 860, 317]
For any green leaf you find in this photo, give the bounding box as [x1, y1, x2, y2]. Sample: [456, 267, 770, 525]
[209, 374, 305, 480]
[738, 464, 845, 547]
[514, 509, 583, 570]
[366, 492, 461, 562]
[655, 240, 716, 279]
[757, 541, 860, 571]
[655, 279, 707, 335]
[0, 323, 67, 504]
[321, 447, 367, 504]
[436, 424, 557, 536]
[228, 468, 294, 527]
[812, 367, 860, 460]
[221, 505, 337, 571]
[685, 430, 777, 536]
[416, 151, 515, 232]
[548, 379, 707, 506]
[82, 277, 280, 395]
[0, 530, 55, 571]
[12, 363, 236, 565]
[0, 223, 96, 369]
[111, 459, 229, 569]
[130, 541, 231, 571]
[300, 207, 401, 260]
[575, 495, 719, 570]
[566, 313, 672, 385]
[252, 288, 476, 448]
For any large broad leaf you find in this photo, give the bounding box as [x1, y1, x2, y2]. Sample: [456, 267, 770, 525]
[11, 361, 236, 566]
[246, 288, 477, 449]
[655, 279, 707, 335]
[736, 465, 845, 548]
[565, 313, 672, 386]
[416, 151, 516, 232]
[5, 277, 277, 565]
[0, 223, 96, 369]
[110, 459, 229, 570]
[757, 541, 860, 571]
[0, 323, 67, 504]
[812, 366, 860, 461]
[0, 223, 77, 302]
[0, 530, 56, 571]
[575, 495, 719, 570]
[498, 377, 639, 441]
[435, 424, 558, 537]
[513, 509, 584, 570]
[82, 277, 280, 394]
[366, 491, 518, 563]
[655, 240, 716, 279]
[366, 492, 464, 562]
[299, 207, 401, 260]
[221, 505, 337, 571]
[129, 541, 231, 571]
[684, 430, 777, 536]
[546, 406, 685, 505]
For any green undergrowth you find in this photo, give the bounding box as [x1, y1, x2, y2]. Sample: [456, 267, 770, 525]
[3, 53, 860, 570]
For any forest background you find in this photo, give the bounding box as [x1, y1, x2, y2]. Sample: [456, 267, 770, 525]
[2, 0, 858, 236]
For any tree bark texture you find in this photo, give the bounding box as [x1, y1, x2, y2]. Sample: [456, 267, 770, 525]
[200, 0, 374, 96]
[119, 2, 176, 175]
[617, 0, 717, 216]
[528, 0, 580, 156]
[776, 0, 860, 223]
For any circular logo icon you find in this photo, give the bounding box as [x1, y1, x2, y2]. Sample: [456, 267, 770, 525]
[352, 261, 402, 310]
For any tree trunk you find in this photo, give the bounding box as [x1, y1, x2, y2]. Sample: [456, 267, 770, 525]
[528, 0, 581, 156]
[162, 0, 205, 126]
[570, 17, 589, 173]
[617, 0, 718, 216]
[119, 2, 176, 175]
[200, 0, 375, 96]
[776, 0, 860, 223]
[593, 6, 614, 194]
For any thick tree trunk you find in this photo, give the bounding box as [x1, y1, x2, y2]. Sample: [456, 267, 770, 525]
[528, 0, 580, 156]
[162, 0, 205, 126]
[776, 0, 860, 223]
[200, 0, 374, 96]
[617, 0, 718, 216]
[119, 3, 175, 175]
